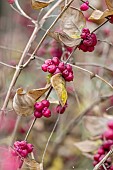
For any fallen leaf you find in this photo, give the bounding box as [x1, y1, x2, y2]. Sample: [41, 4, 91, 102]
[13, 85, 50, 116]
[83, 116, 109, 136]
[31, 0, 54, 9]
[51, 74, 67, 107]
[60, 7, 86, 38]
[105, 0, 113, 10]
[74, 140, 99, 153]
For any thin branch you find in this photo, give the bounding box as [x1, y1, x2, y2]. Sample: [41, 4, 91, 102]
[0, 61, 16, 69]
[98, 39, 113, 47]
[70, 64, 113, 90]
[75, 62, 113, 73]
[92, 19, 109, 33]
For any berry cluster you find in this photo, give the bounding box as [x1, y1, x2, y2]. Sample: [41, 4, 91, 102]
[56, 103, 68, 114]
[42, 57, 74, 82]
[93, 120, 113, 170]
[12, 141, 33, 158]
[80, 1, 89, 11]
[79, 28, 97, 52]
[34, 100, 51, 118]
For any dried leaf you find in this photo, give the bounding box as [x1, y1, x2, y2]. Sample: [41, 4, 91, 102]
[31, 0, 54, 9]
[22, 158, 40, 170]
[74, 140, 98, 153]
[60, 7, 86, 38]
[48, 31, 81, 47]
[13, 85, 50, 116]
[51, 73, 67, 106]
[83, 116, 109, 136]
[89, 9, 113, 22]
[105, 0, 113, 10]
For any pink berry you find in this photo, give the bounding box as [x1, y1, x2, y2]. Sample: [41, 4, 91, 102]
[8, 0, 15, 4]
[103, 130, 113, 140]
[52, 57, 60, 65]
[53, 68, 61, 75]
[62, 69, 69, 78]
[94, 154, 100, 161]
[26, 144, 33, 153]
[41, 100, 50, 108]
[79, 43, 88, 52]
[42, 109, 51, 118]
[97, 148, 105, 155]
[56, 105, 65, 114]
[47, 64, 56, 74]
[103, 140, 113, 150]
[108, 120, 113, 130]
[21, 149, 28, 158]
[58, 62, 66, 72]
[66, 64, 72, 72]
[34, 111, 42, 118]
[93, 161, 98, 166]
[41, 64, 48, 72]
[82, 28, 90, 34]
[65, 72, 74, 82]
[45, 59, 53, 66]
[91, 33, 97, 46]
[110, 165, 113, 170]
[34, 102, 44, 111]
[88, 46, 94, 52]
[80, 3, 89, 11]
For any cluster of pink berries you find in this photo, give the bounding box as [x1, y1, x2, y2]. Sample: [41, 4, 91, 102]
[42, 57, 74, 82]
[12, 141, 33, 158]
[79, 28, 97, 52]
[80, 1, 89, 11]
[34, 100, 51, 118]
[93, 120, 113, 170]
[56, 103, 67, 114]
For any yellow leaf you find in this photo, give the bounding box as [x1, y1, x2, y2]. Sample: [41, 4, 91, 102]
[13, 84, 50, 116]
[105, 0, 113, 10]
[51, 74, 67, 107]
[31, 0, 54, 9]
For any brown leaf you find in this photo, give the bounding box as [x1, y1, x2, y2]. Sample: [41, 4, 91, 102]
[105, 0, 113, 10]
[13, 85, 50, 116]
[22, 158, 40, 170]
[60, 7, 86, 38]
[89, 9, 113, 22]
[74, 140, 98, 153]
[31, 0, 54, 9]
[48, 31, 81, 47]
[83, 116, 109, 136]
[51, 73, 67, 106]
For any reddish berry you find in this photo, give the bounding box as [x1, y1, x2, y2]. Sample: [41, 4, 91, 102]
[52, 57, 60, 65]
[26, 144, 33, 153]
[58, 62, 66, 72]
[34, 102, 44, 111]
[65, 72, 74, 82]
[94, 154, 100, 161]
[80, 3, 89, 11]
[93, 161, 98, 166]
[43, 109, 51, 118]
[110, 165, 113, 170]
[103, 130, 113, 140]
[41, 64, 48, 72]
[66, 64, 72, 72]
[34, 111, 42, 118]
[108, 121, 113, 130]
[82, 28, 90, 33]
[88, 46, 94, 52]
[62, 69, 69, 78]
[47, 64, 56, 74]
[97, 148, 105, 155]
[21, 149, 28, 158]
[109, 15, 113, 24]
[53, 68, 61, 75]
[41, 100, 50, 108]
[8, 0, 15, 4]
[45, 59, 53, 66]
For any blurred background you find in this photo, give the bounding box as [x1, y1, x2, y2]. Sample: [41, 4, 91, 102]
[0, 0, 113, 170]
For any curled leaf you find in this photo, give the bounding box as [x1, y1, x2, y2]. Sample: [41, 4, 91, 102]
[74, 140, 99, 153]
[60, 7, 86, 38]
[105, 0, 113, 10]
[31, 0, 54, 9]
[13, 85, 50, 116]
[51, 73, 67, 107]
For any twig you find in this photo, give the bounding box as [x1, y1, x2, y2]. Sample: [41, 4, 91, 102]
[75, 62, 113, 73]
[93, 148, 113, 170]
[98, 39, 113, 47]
[70, 64, 113, 90]
[92, 19, 109, 33]
[0, 61, 16, 69]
